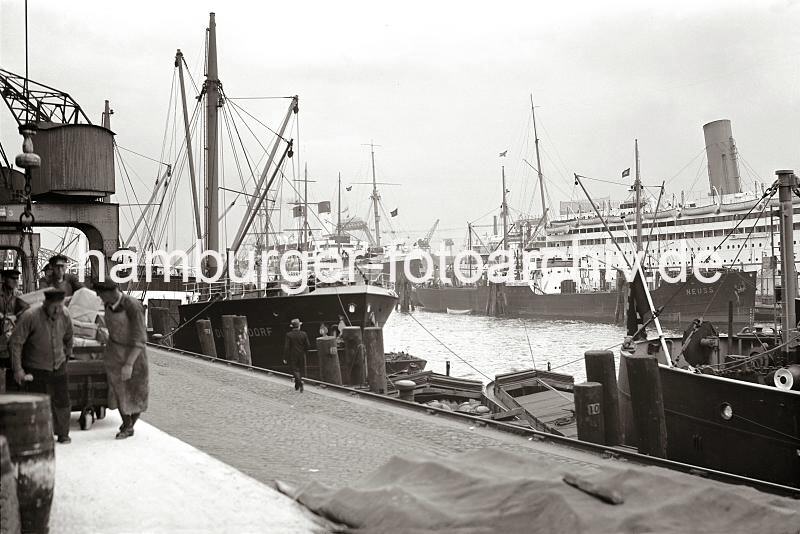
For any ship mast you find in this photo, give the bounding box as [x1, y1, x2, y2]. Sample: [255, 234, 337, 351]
[530, 95, 547, 227]
[634, 139, 642, 252]
[368, 142, 381, 249]
[501, 165, 508, 250]
[777, 170, 798, 361]
[204, 12, 221, 275]
[303, 163, 309, 250]
[337, 171, 342, 255]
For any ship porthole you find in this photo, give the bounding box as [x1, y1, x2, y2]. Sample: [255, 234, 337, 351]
[348, 303, 356, 313]
[720, 403, 733, 421]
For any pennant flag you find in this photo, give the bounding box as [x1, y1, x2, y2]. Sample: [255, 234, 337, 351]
[317, 201, 331, 214]
[390, 208, 398, 217]
[622, 168, 630, 178]
[345, 185, 352, 191]
[499, 150, 508, 157]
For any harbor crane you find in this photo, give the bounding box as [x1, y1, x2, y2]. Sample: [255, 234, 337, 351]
[416, 219, 439, 250]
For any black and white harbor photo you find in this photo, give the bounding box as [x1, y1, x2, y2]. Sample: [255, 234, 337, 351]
[1, 1, 800, 532]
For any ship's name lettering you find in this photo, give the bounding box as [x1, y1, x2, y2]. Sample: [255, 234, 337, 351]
[213, 327, 273, 337]
[686, 287, 715, 296]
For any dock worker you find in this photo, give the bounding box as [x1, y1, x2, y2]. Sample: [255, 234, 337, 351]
[93, 280, 148, 440]
[11, 289, 74, 444]
[283, 318, 310, 392]
[46, 254, 83, 297]
[0, 268, 30, 388]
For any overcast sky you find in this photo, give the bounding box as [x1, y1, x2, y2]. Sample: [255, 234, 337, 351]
[2, 0, 800, 250]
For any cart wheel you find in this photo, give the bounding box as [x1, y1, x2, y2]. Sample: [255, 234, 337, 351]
[95, 406, 106, 420]
[79, 409, 93, 430]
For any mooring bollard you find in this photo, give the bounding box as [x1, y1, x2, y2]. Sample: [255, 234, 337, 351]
[446, 360, 451, 376]
[574, 382, 605, 445]
[363, 327, 387, 394]
[623, 353, 668, 458]
[341, 326, 366, 386]
[232, 316, 252, 365]
[316, 336, 342, 385]
[221, 315, 237, 361]
[195, 319, 217, 358]
[395, 379, 416, 402]
[584, 349, 621, 446]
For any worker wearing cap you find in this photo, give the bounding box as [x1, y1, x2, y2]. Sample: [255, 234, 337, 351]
[93, 280, 148, 440]
[283, 318, 310, 392]
[11, 289, 74, 443]
[46, 254, 82, 297]
[0, 269, 30, 388]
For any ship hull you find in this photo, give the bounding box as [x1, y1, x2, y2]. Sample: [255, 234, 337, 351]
[658, 367, 800, 487]
[415, 271, 756, 330]
[173, 285, 397, 372]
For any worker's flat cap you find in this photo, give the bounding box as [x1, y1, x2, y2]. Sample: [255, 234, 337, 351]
[44, 289, 66, 301]
[1, 269, 21, 278]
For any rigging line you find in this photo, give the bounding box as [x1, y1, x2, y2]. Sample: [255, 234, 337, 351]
[224, 95, 270, 188]
[226, 96, 296, 100]
[407, 312, 492, 381]
[686, 153, 709, 194]
[579, 175, 637, 187]
[227, 98, 288, 143]
[220, 106, 249, 192]
[700, 193, 774, 317]
[521, 319, 536, 370]
[654, 183, 777, 319]
[115, 145, 170, 167]
[534, 378, 573, 405]
[115, 147, 157, 247]
[181, 55, 201, 95]
[664, 146, 708, 185]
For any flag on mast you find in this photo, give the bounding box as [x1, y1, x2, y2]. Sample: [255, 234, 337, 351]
[390, 208, 398, 217]
[622, 168, 631, 178]
[499, 150, 508, 157]
[345, 185, 352, 191]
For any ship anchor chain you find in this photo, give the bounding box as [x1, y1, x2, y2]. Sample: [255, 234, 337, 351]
[14, 123, 40, 278]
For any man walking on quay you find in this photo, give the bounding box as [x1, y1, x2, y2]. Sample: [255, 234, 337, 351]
[94, 281, 148, 440]
[284, 318, 309, 392]
[11, 289, 74, 443]
[46, 254, 82, 297]
[0, 269, 29, 390]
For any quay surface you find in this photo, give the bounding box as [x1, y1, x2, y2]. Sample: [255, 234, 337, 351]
[49, 410, 326, 533]
[139, 346, 751, 491]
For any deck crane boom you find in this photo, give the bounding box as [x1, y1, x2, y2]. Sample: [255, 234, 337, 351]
[417, 219, 439, 250]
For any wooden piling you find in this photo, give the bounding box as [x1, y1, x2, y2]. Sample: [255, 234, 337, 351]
[574, 382, 605, 445]
[584, 349, 621, 446]
[231, 316, 252, 365]
[316, 336, 342, 385]
[195, 319, 218, 358]
[150, 307, 172, 346]
[221, 315, 237, 361]
[341, 326, 366, 386]
[363, 327, 387, 394]
[623, 353, 668, 458]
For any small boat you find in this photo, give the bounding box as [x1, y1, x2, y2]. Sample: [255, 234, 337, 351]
[446, 308, 472, 315]
[384, 352, 427, 375]
[485, 369, 577, 437]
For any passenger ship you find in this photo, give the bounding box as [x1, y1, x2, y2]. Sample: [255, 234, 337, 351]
[416, 120, 790, 330]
